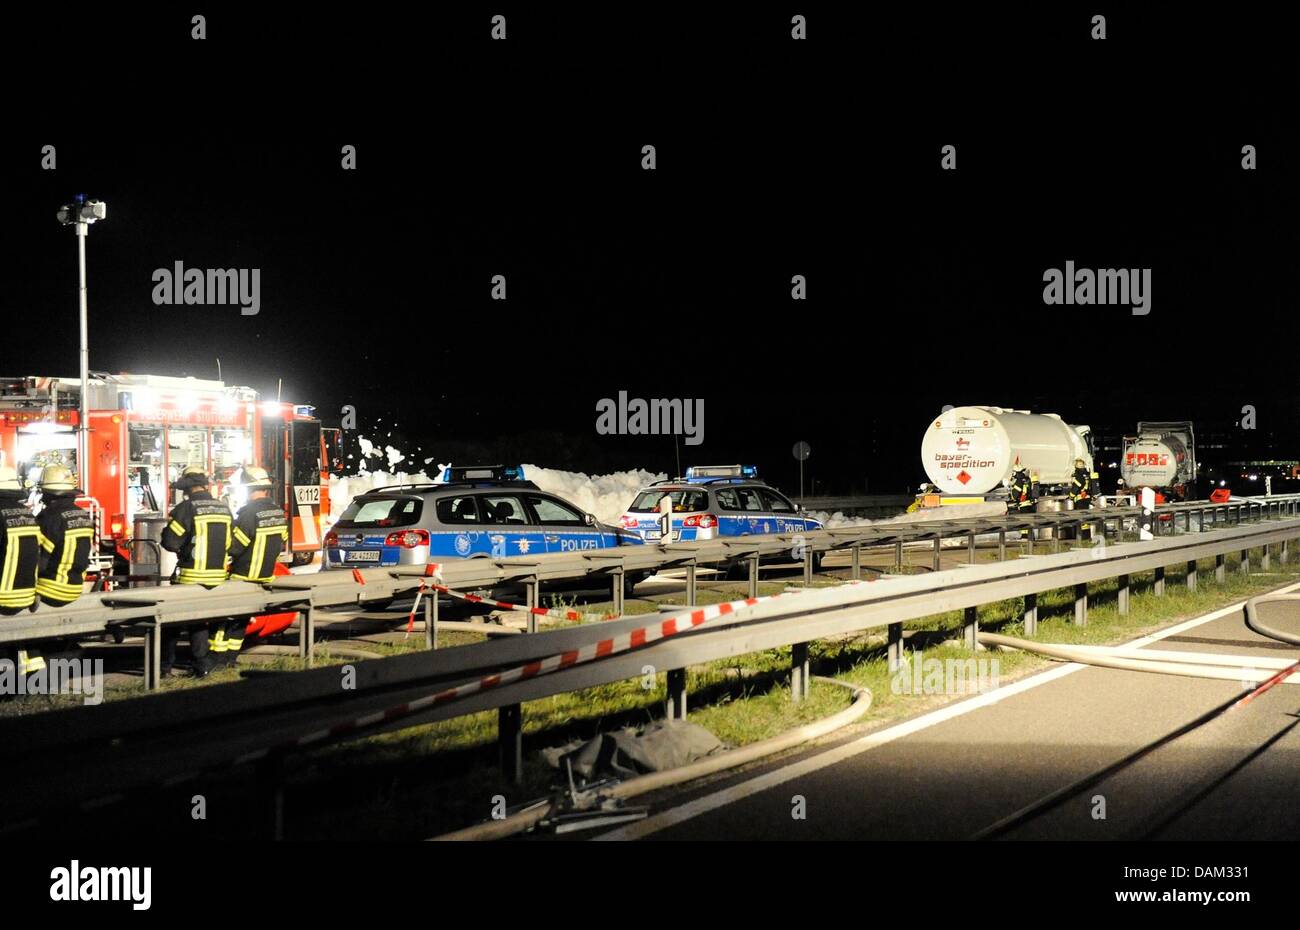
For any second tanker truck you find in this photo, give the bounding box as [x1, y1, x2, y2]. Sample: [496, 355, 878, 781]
[919, 405, 1094, 507]
[1119, 421, 1197, 502]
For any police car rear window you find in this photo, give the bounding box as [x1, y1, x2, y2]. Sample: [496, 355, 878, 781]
[629, 489, 710, 513]
[338, 496, 422, 528]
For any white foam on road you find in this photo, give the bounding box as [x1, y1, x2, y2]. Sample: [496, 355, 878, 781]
[594, 582, 1300, 841]
[327, 443, 664, 528]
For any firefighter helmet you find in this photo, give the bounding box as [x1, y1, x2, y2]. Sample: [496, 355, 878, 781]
[172, 465, 210, 491]
[1074, 458, 1086, 468]
[38, 464, 78, 491]
[0, 466, 23, 491]
[241, 466, 273, 488]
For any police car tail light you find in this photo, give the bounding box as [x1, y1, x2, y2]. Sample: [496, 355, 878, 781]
[324, 530, 339, 547]
[385, 529, 430, 548]
[683, 514, 718, 529]
[619, 514, 640, 529]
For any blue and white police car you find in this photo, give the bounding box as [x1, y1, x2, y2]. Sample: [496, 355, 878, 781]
[323, 464, 645, 569]
[618, 465, 824, 543]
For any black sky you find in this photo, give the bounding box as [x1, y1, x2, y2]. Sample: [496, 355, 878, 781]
[2, 6, 1295, 494]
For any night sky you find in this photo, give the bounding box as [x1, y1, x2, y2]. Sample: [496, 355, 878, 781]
[2, 6, 1295, 494]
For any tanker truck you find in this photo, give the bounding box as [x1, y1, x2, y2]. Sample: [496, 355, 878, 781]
[1120, 421, 1196, 501]
[918, 406, 1094, 507]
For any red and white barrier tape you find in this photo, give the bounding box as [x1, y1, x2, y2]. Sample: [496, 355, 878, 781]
[231, 588, 790, 766]
[426, 583, 615, 624]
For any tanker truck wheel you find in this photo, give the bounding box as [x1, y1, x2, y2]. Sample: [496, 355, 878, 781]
[291, 551, 316, 568]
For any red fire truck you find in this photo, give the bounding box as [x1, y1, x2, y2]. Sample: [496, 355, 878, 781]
[0, 373, 341, 573]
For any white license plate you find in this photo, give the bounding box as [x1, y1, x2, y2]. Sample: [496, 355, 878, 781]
[347, 550, 381, 562]
[645, 530, 662, 540]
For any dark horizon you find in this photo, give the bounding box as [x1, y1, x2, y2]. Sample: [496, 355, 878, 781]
[1, 6, 1296, 495]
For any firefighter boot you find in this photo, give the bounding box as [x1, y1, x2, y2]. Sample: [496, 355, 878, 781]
[190, 626, 215, 678]
[221, 618, 245, 668]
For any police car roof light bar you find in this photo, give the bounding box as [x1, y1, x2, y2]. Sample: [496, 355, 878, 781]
[684, 464, 757, 479]
[440, 464, 526, 483]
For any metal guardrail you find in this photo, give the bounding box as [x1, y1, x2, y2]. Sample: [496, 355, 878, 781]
[3, 495, 1299, 690]
[2, 498, 1300, 829]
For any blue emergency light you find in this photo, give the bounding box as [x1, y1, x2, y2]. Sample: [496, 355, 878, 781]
[441, 464, 526, 483]
[684, 464, 758, 481]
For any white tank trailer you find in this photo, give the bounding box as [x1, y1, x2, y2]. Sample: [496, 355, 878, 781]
[1120, 421, 1196, 499]
[921, 406, 1093, 497]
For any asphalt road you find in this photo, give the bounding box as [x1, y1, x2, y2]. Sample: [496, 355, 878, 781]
[592, 586, 1300, 841]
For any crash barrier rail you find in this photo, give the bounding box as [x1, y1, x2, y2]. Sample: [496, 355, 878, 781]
[3, 501, 1300, 831]
[2, 495, 1299, 692]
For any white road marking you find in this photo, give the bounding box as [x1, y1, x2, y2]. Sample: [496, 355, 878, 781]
[595, 581, 1300, 841]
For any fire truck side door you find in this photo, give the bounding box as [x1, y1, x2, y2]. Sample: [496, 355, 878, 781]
[288, 420, 323, 552]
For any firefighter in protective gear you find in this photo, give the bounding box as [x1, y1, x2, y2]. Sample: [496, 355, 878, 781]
[1070, 457, 1096, 541]
[0, 466, 44, 675]
[1008, 467, 1036, 513]
[221, 466, 289, 665]
[160, 466, 232, 676]
[162, 466, 232, 588]
[34, 465, 95, 607]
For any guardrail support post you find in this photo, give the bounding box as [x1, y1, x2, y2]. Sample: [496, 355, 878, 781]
[1117, 575, 1130, 615]
[1186, 560, 1198, 593]
[1154, 566, 1165, 597]
[967, 532, 976, 564]
[499, 704, 523, 785]
[299, 603, 316, 662]
[803, 549, 814, 586]
[526, 580, 539, 633]
[895, 540, 903, 572]
[998, 530, 1006, 561]
[962, 606, 978, 650]
[887, 622, 904, 672]
[748, 554, 760, 597]
[611, 569, 625, 616]
[666, 668, 687, 720]
[1216, 553, 1226, 583]
[1073, 583, 1088, 625]
[850, 545, 861, 581]
[933, 537, 941, 572]
[424, 592, 438, 650]
[1240, 550, 1250, 577]
[143, 619, 162, 691]
[685, 565, 697, 606]
[1023, 593, 1038, 636]
[791, 642, 810, 702]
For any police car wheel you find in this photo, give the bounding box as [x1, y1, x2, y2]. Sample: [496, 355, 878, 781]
[291, 551, 315, 567]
